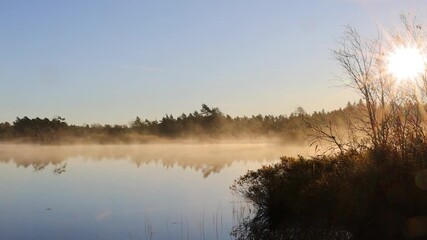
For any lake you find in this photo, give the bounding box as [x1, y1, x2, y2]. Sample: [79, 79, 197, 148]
[0, 143, 307, 240]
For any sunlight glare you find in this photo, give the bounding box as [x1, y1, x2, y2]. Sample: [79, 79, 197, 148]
[387, 46, 426, 81]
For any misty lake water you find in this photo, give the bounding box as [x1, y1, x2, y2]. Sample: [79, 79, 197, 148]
[0, 143, 307, 240]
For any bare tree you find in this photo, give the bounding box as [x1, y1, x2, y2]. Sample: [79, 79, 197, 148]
[309, 14, 427, 159]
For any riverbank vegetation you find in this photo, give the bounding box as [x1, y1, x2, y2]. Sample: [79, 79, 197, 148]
[232, 15, 427, 239]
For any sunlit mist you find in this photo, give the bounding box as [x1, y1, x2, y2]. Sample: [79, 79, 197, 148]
[387, 46, 426, 81]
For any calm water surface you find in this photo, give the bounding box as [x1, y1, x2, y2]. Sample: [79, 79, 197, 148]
[0, 143, 306, 240]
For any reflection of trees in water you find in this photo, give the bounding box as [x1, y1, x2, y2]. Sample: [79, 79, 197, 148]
[0, 144, 300, 177]
[53, 162, 67, 175]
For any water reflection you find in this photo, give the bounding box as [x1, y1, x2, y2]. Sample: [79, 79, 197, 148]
[0, 143, 305, 177]
[0, 143, 305, 240]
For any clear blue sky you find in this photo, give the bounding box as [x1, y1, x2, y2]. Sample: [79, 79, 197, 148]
[1, 0, 426, 125]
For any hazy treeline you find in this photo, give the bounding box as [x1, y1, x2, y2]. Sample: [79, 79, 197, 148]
[0, 103, 358, 144]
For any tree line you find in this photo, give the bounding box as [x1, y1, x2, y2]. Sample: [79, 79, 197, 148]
[0, 103, 356, 144]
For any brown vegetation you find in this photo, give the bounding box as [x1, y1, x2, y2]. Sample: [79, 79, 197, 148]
[232, 15, 427, 240]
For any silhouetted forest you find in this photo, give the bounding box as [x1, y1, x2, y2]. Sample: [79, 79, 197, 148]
[0, 103, 359, 144]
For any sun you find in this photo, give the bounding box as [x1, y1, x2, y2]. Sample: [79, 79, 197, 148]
[386, 46, 427, 81]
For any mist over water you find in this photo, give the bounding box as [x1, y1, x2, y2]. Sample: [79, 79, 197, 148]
[0, 142, 309, 239]
[0, 142, 309, 177]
